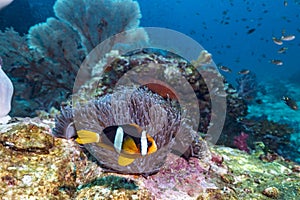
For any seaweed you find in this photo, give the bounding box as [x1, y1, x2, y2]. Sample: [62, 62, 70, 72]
[77, 175, 138, 191]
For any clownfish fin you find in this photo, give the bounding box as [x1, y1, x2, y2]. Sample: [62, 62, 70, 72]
[118, 155, 135, 166]
[122, 136, 140, 154]
[128, 123, 143, 133]
[76, 130, 99, 144]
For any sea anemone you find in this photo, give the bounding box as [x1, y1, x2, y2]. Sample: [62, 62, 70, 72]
[52, 103, 76, 140]
[53, 87, 205, 175]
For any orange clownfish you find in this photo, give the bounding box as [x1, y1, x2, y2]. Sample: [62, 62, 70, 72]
[76, 123, 157, 166]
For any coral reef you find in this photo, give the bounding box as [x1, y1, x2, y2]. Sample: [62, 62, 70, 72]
[212, 146, 300, 200]
[76, 48, 247, 139]
[248, 118, 293, 154]
[77, 175, 138, 191]
[0, 123, 53, 153]
[0, 118, 102, 199]
[143, 154, 217, 199]
[236, 72, 258, 101]
[54, 87, 208, 175]
[224, 83, 248, 118]
[233, 132, 250, 153]
[0, 0, 299, 199]
[73, 47, 253, 161]
[0, 0, 147, 116]
[53, 0, 143, 53]
[0, 57, 13, 124]
[75, 185, 152, 200]
[0, 117, 299, 199]
[244, 79, 300, 163]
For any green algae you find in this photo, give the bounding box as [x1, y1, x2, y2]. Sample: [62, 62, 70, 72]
[77, 175, 138, 191]
[213, 146, 300, 199]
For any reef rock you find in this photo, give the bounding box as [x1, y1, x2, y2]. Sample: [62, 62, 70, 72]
[0, 117, 299, 199]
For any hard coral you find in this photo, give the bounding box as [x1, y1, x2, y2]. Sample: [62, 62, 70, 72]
[0, 123, 54, 153]
[249, 118, 294, 157]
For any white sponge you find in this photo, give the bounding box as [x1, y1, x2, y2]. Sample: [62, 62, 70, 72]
[0, 63, 13, 124]
[0, 0, 13, 10]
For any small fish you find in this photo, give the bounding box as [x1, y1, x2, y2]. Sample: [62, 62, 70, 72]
[238, 69, 250, 75]
[255, 99, 263, 104]
[76, 124, 157, 166]
[272, 37, 283, 45]
[281, 35, 295, 41]
[270, 59, 283, 65]
[237, 118, 257, 126]
[282, 96, 298, 110]
[219, 65, 232, 73]
[277, 47, 288, 53]
[247, 28, 256, 34]
[284, 0, 288, 6]
[244, 95, 254, 101]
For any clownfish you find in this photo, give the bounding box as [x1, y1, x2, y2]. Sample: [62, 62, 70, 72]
[76, 123, 157, 166]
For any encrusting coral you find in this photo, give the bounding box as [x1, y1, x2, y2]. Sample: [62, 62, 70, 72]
[0, 116, 299, 199]
[0, 118, 152, 199]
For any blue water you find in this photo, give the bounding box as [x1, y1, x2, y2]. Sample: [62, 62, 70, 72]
[2, 0, 299, 83]
[138, 0, 300, 83]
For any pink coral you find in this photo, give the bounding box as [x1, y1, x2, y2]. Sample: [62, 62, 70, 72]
[233, 132, 250, 153]
[144, 154, 216, 198]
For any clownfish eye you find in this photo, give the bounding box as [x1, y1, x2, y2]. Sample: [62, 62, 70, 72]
[147, 141, 153, 148]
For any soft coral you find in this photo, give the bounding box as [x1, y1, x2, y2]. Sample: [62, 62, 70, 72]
[234, 132, 250, 153]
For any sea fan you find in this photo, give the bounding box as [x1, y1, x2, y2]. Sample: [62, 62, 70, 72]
[0, 0, 147, 116]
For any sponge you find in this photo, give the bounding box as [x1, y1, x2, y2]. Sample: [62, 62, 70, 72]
[0, 59, 13, 124]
